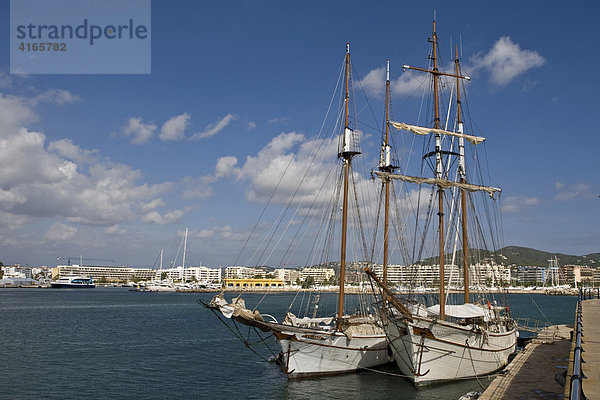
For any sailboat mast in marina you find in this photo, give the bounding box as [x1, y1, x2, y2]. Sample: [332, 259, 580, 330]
[367, 19, 517, 386]
[205, 43, 391, 378]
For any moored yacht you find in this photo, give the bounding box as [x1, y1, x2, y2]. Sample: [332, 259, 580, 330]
[50, 276, 95, 288]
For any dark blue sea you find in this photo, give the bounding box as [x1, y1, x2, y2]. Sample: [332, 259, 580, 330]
[0, 288, 577, 399]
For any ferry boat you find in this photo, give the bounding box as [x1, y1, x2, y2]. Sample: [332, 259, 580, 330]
[50, 276, 95, 288]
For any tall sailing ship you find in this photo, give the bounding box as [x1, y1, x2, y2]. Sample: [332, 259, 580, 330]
[366, 20, 518, 386]
[205, 43, 391, 378]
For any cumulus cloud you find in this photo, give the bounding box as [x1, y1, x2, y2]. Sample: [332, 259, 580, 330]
[48, 138, 98, 164]
[29, 89, 81, 106]
[213, 131, 373, 217]
[187, 228, 215, 239]
[143, 209, 185, 225]
[45, 221, 77, 241]
[554, 182, 592, 201]
[0, 92, 175, 228]
[501, 196, 539, 213]
[357, 66, 386, 98]
[470, 37, 545, 86]
[358, 66, 428, 98]
[123, 117, 157, 144]
[159, 113, 190, 141]
[191, 114, 236, 140]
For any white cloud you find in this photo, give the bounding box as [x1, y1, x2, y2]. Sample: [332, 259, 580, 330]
[187, 228, 216, 238]
[191, 114, 236, 140]
[247, 121, 256, 131]
[181, 175, 214, 200]
[470, 37, 545, 86]
[0, 92, 174, 227]
[357, 66, 386, 98]
[159, 113, 190, 141]
[358, 66, 428, 98]
[29, 89, 81, 106]
[123, 117, 157, 144]
[268, 117, 288, 125]
[554, 183, 592, 201]
[105, 224, 125, 235]
[48, 138, 98, 164]
[45, 221, 77, 241]
[501, 196, 539, 213]
[143, 209, 185, 225]
[142, 198, 165, 211]
[215, 156, 238, 178]
[0, 93, 38, 132]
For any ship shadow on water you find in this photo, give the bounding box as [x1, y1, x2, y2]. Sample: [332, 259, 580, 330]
[283, 362, 491, 400]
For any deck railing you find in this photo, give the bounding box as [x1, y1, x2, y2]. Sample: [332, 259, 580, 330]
[569, 289, 586, 400]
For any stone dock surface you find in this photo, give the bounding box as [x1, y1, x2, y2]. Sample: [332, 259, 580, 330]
[479, 324, 571, 399]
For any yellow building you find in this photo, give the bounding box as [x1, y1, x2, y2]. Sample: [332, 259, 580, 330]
[224, 278, 285, 288]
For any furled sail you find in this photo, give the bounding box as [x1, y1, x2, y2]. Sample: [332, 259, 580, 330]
[374, 171, 501, 198]
[390, 121, 485, 145]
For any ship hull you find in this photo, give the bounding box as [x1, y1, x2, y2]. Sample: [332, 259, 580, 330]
[387, 317, 517, 386]
[273, 326, 391, 378]
[50, 283, 95, 288]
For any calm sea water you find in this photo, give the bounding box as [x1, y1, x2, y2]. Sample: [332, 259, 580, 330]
[0, 288, 577, 400]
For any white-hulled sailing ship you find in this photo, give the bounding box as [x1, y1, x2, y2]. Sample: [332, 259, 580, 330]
[365, 20, 517, 386]
[205, 43, 391, 378]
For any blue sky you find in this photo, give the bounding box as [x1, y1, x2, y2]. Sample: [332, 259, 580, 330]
[0, 1, 598, 268]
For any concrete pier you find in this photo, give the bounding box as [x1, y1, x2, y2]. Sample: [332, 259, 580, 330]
[479, 324, 571, 399]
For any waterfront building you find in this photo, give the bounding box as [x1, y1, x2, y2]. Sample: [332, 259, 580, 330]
[2, 265, 32, 279]
[273, 268, 300, 284]
[224, 266, 268, 279]
[223, 278, 285, 288]
[299, 267, 335, 284]
[53, 264, 156, 282]
[370, 263, 511, 288]
[160, 266, 222, 283]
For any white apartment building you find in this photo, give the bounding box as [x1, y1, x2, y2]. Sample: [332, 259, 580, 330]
[160, 266, 221, 282]
[273, 268, 300, 283]
[53, 265, 156, 282]
[300, 267, 335, 284]
[371, 263, 511, 288]
[224, 266, 267, 279]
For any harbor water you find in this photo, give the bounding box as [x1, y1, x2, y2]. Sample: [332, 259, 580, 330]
[0, 288, 577, 399]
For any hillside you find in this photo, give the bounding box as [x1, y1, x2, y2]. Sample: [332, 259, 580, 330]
[419, 246, 599, 267]
[499, 246, 600, 267]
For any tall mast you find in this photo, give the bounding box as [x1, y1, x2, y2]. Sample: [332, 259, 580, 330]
[182, 227, 188, 282]
[431, 20, 446, 320]
[455, 45, 469, 304]
[337, 42, 360, 331]
[378, 60, 393, 286]
[402, 20, 471, 320]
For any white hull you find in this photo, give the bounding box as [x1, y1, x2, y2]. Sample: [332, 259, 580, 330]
[273, 325, 391, 378]
[387, 317, 517, 386]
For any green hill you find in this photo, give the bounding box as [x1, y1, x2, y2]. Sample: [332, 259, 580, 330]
[499, 246, 600, 267]
[420, 246, 599, 267]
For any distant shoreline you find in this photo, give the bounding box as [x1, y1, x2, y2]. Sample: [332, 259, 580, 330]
[1, 285, 580, 296]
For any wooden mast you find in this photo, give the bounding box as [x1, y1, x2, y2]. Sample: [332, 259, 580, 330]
[430, 20, 446, 320]
[455, 45, 470, 304]
[337, 42, 359, 331]
[402, 20, 471, 320]
[381, 59, 392, 286]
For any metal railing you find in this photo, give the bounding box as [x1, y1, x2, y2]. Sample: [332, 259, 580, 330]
[581, 287, 599, 300]
[569, 289, 586, 400]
